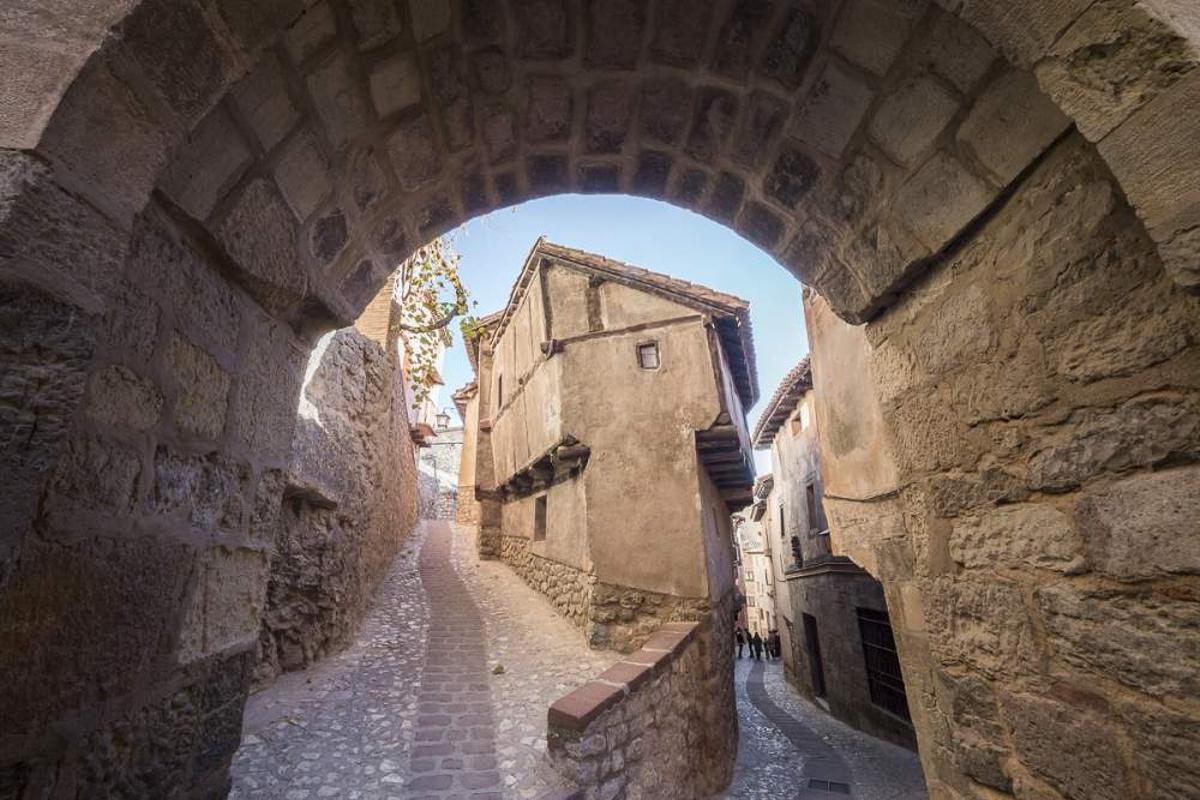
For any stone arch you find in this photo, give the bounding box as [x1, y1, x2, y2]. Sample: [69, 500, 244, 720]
[2, 1, 1200, 798]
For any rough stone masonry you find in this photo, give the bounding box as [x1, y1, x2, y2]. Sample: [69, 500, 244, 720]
[0, 0, 1199, 798]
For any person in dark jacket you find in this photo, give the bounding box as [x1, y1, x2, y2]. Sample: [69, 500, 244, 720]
[769, 629, 782, 660]
[735, 628, 746, 659]
[750, 631, 763, 660]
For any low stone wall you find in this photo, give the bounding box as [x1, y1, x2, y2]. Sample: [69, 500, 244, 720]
[588, 583, 715, 654]
[254, 330, 419, 686]
[500, 534, 594, 629]
[546, 611, 737, 799]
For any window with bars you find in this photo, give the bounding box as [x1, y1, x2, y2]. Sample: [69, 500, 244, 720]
[856, 607, 912, 723]
[534, 495, 547, 542]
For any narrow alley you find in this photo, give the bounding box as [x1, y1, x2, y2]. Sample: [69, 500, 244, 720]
[230, 521, 925, 799]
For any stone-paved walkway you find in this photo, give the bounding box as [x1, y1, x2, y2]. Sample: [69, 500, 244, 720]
[231, 518, 926, 799]
[722, 657, 928, 800]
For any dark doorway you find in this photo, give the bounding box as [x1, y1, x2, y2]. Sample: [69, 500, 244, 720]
[803, 613, 827, 699]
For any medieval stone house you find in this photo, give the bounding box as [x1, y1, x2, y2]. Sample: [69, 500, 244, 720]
[753, 358, 917, 750]
[463, 238, 758, 652]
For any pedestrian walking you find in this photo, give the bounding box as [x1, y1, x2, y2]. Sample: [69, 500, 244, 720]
[750, 631, 763, 660]
[735, 627, 746, 659]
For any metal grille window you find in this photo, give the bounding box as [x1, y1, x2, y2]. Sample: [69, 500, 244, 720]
[856, 608, 912, 722]
[637, 342, 660, 369]
[534, 496, 547, 541]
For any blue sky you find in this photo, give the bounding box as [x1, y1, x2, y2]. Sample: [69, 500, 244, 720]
[437, 195, 809, 474]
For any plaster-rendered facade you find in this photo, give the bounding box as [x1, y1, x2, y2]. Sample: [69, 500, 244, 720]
[469, 240, 757, 652]
[755, 360, 917, 750]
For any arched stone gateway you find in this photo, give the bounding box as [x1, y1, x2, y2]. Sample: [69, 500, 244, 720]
[1, 1, 1198, 797]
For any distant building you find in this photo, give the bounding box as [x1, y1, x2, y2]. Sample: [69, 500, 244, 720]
[418, 412, 464, 519]
[735, 475, 778, 637]
[464, 239, 757, 651]
[753, 358, 916, 750]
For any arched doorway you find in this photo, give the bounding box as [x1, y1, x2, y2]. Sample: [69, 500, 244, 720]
[1, 1, 1198, 797]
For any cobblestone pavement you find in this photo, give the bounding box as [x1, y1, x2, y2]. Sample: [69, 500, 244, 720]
[448, 523, 617, 798]
[231, 518, 924, 799]
[230, 524, 431, 799]
[722, 657, 928, 800]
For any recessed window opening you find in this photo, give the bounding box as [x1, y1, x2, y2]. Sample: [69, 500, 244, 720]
[857, 607, 912, 722]
[637, 341, 660, 369]
[534, 495, 547, 542]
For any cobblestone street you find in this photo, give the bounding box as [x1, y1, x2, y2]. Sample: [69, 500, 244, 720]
[231, 520, 926, 798]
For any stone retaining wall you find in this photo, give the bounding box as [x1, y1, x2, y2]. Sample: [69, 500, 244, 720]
[255, 330, 419, 686]
[499, 534, 594, 629]
[546, 606, 737, 799]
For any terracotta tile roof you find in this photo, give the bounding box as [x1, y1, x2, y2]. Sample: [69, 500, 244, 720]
[751, 357, 812, 449]
[451, 381, 477, 418]
[464, 310, 503, 375]
[490, 238, 759, 407]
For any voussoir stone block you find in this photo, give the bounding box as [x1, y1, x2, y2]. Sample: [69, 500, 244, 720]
[285, 1, 336, 64]
[760, 5, 819, 89]
[215, 178, 305, 314]
[306, 50, 371, 147]
[231, 56, 300, 153]
[895, 152, 993, 251]
[273, 130, 332, 221]
[685, 88, 738, 162]
[957, 70, 1070, 185]
[711, 0, 775, 81]
[649, 0, 713, 68]
[152, 445, 251, 532]
[369, 51, 422, 119]
[512, 0, 574, 60]
[869, 75, 960, 167]
[792, 60, 875, 159]
[764, 142, 819, 210]
[831, 0, 914, 76]
[386, 113, 441, 189]
[639, 78, 691, 146]
[914, 11, 995, 94]
[219, 0, 303, 54]
[733, 91, 789, 169]
[159, 107, 253, 221]
[586, 0, 645, 69]
[586, 82, 633, 154]
[527, 75, 573, 143]
[349, 0, 403, 50]
[411, 0, 452, 41]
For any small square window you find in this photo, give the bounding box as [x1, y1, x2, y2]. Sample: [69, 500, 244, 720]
[637, 342, 660, 369]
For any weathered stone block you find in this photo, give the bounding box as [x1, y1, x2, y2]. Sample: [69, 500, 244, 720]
[482, 103, 518, 163]
[958, 70, 1071, 185]
[1118, 702, 1200, 800]
[1037, 583, 1200, 698]
[953, 0, 1104, 67]
[151, 446, 250, 532]
[736, 202, 784, 249]
[586, 82, 633, 154]
[273, 130, 331, 221]
[369, 52, 422, 119]
[215, 177, 305, 314]
[669, 167, 709, 206]
[349, 0, 403, 49]
[705, 171, 745, 223]
[167, 332, 231, 440]
[732, 91, 788, 169]
[949, 503, 1079, 571]
[760, 5, 818, 89]
[231, 56, 300, 152]
[160, 107, 253, 221]
[463, 0, 506, 44]
[914, 11, 995, 94]
[868, 75, 960, 167]
[512, 0, 574, 60]
[1075, 466, 1200, 580]
[86, 365, 163, 431]
[219, 0, 303, 54]
[471, 47, 512, 95]
[793, 61, 874, 160]
[710, 0, 774, 80]
[40, 59, 171, 222]
[234, 319, 304, 458]
[895, 152, 993, 251]
[48, 432, 142, 516]
[685, 87, 738, 162]
[648, 0, 712, 68]
[121, 0, 241, 126]
[528, 154, 569, 195]
[764, 142, 819, 209]
[306, 50, 371, 146]
[639, 78, 691, 146]
[1002, 691, 1132, 800]
[1027, 398, 1200, 492]
[586, 0, 644, 69]
[527, 75, 572, 143]
[925, 577, 1036, 677]
[830, 0, 913, 76]
[0, 152, 126, 310]
[411, 0, 451, 41]
[579, 162, 621, 193]
[386, 113, 441, 189]
[310, 207, 348, 265]
[284, 2, 335, 63]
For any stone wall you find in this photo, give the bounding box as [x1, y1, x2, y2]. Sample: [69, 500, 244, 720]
[256, 329, 419, 685]
[547, 601, 737, 799]
[418, 426, 464, 520]
[813, 133, 1200, 799]
[498, 534, 719, 654]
